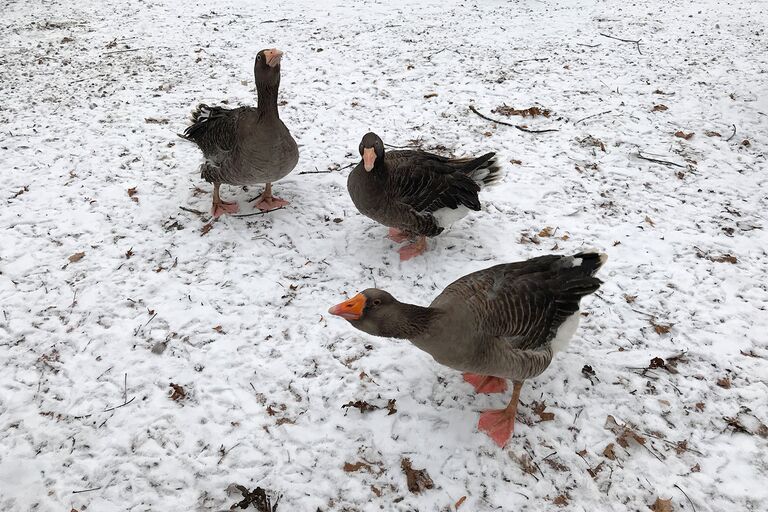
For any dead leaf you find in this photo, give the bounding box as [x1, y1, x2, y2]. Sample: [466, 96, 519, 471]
[144, 117, 169, 124]
[169, 383, 186, 401]
[690, 463, 700, 473]
[532, 401, 555, 422]
[544, 458, 568, 472]
[125, 248, 134, 259]
[623, 294, 637, 303]
[649, 357, 666, 369]
[509, 159, 522, 165]
[455, 496, 467, 508]
[716, 377, 731, 389]
[644, 216, 655, 227]
[371, 485, 382, 497]
[401, 458, 434, 494]
[553, 495, 569, 507]
[341, 400, 379, 414]
[581, 364, 598, 383]
[674, 440, 688, 455]
[229, 485, 280, 512]
[650, 497, 674, 512]
[344, 461, 372, 473]
[424, 92, 438, 99]
[603, 443, 616, 460]
[512, 452, 538, 476]
[127, 186, 138, 199]
[492, 105, 551, 117]
[201, 222, 213, 236]
[587, 461, 605, 479]
[213, 325, 225, 334]
[711, 254, 737, 264]
[538, 226, 554, 237]
[68, 252, 85, 263]
[704, 130, 721, 137]
[604, 415, 646, 448]
[386, 399, 397, 415]
[650, 320, 672, 335]
[674, 130, 694, 140]
[695, 402, 705, 412]
[652, 104, 668, 112]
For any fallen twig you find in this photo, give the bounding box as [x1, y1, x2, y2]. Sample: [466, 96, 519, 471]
[233, 206, 286, 218]
[635, 152, 685, 168]
[574, 110, 613, 125]
[298, 170, 333, 174]
[72, 487, 102, 494]
[674, 484, 697, 512]
[577, 43, 601, 48]
[599, 33, 642, 55]
[179, 206, 206, 216]
[469, 105, 559, 133]
[103, 396, 135, 413]
[103, 47, 149, 55]
[726, 124, 737, 142]
[514, 57, 549, 64]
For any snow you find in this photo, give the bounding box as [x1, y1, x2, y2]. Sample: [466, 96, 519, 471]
[1, 0, 767, 510]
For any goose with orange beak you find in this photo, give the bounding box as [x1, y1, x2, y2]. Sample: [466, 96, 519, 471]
[328, 251, 607, 447]
[346, 132, 503, 261]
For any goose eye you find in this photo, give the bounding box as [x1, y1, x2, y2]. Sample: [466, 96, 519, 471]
[372, 299, 381, 306]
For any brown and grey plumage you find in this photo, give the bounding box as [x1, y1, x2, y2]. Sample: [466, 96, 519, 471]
[347, 132, 502, 260]
[181, 48, 299, 217]
[328, 251, 607, 446]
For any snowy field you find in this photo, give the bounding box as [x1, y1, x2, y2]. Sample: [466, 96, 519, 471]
[2, 0, 767, 510]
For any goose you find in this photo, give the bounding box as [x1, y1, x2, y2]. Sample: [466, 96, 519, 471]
[347, 132, 502, 260]
[182, 48, 299, 217]
[327, 251, 606, 446]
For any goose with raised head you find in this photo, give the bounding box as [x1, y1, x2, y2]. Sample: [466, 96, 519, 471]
[347, 132, 502, 260]
[328, 251, 606, 446]
[182, 48, 299, 217]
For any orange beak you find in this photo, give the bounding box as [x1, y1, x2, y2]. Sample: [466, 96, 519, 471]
[264, 48, 283, 67]
[328, 293, 366, 320]
[363, 147, 376, 172]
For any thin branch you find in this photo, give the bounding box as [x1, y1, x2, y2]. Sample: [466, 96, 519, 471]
[674, 484, 697, 512]
[103, 396, 135, 413]
[469, 105, 559, 133]
[298, 170, 333, 174]
[72, 487, 102, 494]
[103, 47, 149, 55]
[635, 152, 685, 168]
[726, 124, 737, 142]
[514, 57, 549, 64]
[599, 33, 642, 54]
[577, 43, 601, 48]
[233, 206, 286, 218]
[574, 110, 613, 125]
[179, 205, 206, 216]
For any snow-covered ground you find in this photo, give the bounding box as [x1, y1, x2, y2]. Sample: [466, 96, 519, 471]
[2, 0, 767, 510]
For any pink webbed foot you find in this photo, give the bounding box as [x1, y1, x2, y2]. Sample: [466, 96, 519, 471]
[387, 228, 411, 243]
[478, 408, 517, 447]
[397, 237, 427, 261]
[211, 201, 240, 218]
[463, 373, 508, 394]
[253, 195, 290, 212]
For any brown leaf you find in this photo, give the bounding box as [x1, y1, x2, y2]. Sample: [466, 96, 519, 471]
[344, 462, 371, 473]
[68, 252, 85, 263]
[512, 452, 538, 476]
[532, 401, 555, 422]
[370, 485, 382, 497]
[716, 377, 731, 389]
[200, 222, 213, 236]
[704, 130, 721, 137]
[169, 383, 186, 401]
[538, 226, 554, 237]
[649, 357, 666, 369]
[674, 440, 688, 455]
[275, 417, 295, 426]
[604, 415, 646, 448]
[127, 186, 138, 197]
[125, 248, 133, 259]
[603, 443, 616, 460]
[711, 254, 737, 264]
[695, 402, 705, 412]
[401, 458, 434, 494]
[554, 495, 569, 507]
[623, 294, 637, 303]
[652, 104, 668, 112]
[650, 320, 672, 335]
[423, 92, 438, 99]
[674, 130, 694, 140]
[650, 497, 674, 512]
[690, 463, 700, 473]
[144, 117, 169, 124]
[213, 325, 225, 334]
[341, 400, 379, 414]
[544, 458, 568, 472]
[644, 215, 655, 227]
[509, 159, 522, 165]
[386, 398, 398, 415]
[492, 105, 551, 117]
[455, 495, 467, 508]
[587, 461, 605, 479]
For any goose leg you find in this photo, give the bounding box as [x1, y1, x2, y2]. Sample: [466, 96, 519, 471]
[387, 228, 411, 243]
[211, 182, 240, 218]
[478, 380, 524, 447]
[397, 236, 427, 261]
[253, 183, 290, 211]
[463, 373, 508, 393]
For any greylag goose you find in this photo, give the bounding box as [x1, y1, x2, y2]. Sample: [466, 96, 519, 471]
[182, 48, 299, 217]
[328, 251, 606, 446]
[347, 132, 502, 260]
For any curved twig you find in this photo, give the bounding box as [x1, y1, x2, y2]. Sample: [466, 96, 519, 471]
[726, 124, 737, 142]
[233, 206, 286, 218]
[468, 105, 559, 133]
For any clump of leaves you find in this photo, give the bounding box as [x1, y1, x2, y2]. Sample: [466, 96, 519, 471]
[401, 458, 434, 494]
[532, 401, 555, 422]
[492, 104, 551, 117]
[229, 485, 280, 511]
[652, 104, 668, 112]
[650, 497, 673, 512]
[650, 319, 673, 335]
[674, 130, 694, 140]
[341, 398, 397, 415]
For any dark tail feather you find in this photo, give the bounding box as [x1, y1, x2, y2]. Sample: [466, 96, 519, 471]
[570, 251, 608, 276]
[463, 152, 503, 187]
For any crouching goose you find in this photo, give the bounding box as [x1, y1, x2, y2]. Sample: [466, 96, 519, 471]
[347, 132, 502, 260]
[182, 48, 299, 217]
[328, 251, 606, 447]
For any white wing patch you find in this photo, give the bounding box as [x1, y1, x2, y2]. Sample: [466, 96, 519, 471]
[433, 205, 470, 228]
[551, 310, 580, 354]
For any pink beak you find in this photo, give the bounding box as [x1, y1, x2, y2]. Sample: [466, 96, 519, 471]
[363, 147, 376, 172]
[264, 48, 283, 68]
